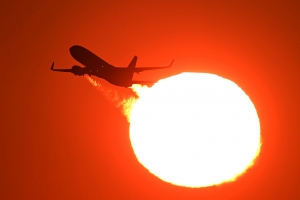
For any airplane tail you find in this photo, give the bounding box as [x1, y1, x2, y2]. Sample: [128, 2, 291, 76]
[127, 56, 137, 69]
[127, 56, 137, 81]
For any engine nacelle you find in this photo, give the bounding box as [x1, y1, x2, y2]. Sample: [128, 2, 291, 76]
[71, 65, 85, 76]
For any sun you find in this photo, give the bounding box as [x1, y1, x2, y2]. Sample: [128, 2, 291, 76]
[129, 73, 261, 188]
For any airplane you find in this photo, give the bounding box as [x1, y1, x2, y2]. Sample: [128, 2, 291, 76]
[51, 45, 173, 87]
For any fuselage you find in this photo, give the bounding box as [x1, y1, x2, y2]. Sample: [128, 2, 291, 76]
[51, 45, 171, 88]
[69, 45, 135, 87]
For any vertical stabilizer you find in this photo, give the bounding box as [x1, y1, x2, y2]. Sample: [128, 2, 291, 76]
[128, 56, 137, 69]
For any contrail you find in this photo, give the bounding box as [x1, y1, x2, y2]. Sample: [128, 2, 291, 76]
[85, 75, 147, 122]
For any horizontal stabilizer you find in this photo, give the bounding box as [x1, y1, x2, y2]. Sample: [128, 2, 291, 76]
[131, 80, 156, 86]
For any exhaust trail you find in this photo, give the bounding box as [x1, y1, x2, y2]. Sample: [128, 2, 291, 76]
[85, 75, 148, 122]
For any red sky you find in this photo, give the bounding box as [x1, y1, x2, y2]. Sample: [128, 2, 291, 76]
[1, 1, 300, 199]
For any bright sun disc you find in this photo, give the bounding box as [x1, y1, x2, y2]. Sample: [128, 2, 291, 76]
[129, 73, 261, 187]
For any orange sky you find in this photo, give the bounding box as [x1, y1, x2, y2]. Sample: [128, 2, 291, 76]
[1, 1, 300, 199]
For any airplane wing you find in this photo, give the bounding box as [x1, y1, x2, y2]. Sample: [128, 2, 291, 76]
[134, 59, 174, 74]
[50, 62, 72, 72]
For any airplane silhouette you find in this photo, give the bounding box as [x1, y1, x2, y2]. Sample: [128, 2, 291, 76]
[51, 45, 173, 87]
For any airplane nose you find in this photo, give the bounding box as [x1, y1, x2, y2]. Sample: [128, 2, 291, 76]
[69, 45, 82, 55]
[69, 45, 91, 61]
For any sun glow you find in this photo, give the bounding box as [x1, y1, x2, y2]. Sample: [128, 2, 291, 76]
[129, 73, 261, 187]
[87, 72, 261, 188]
